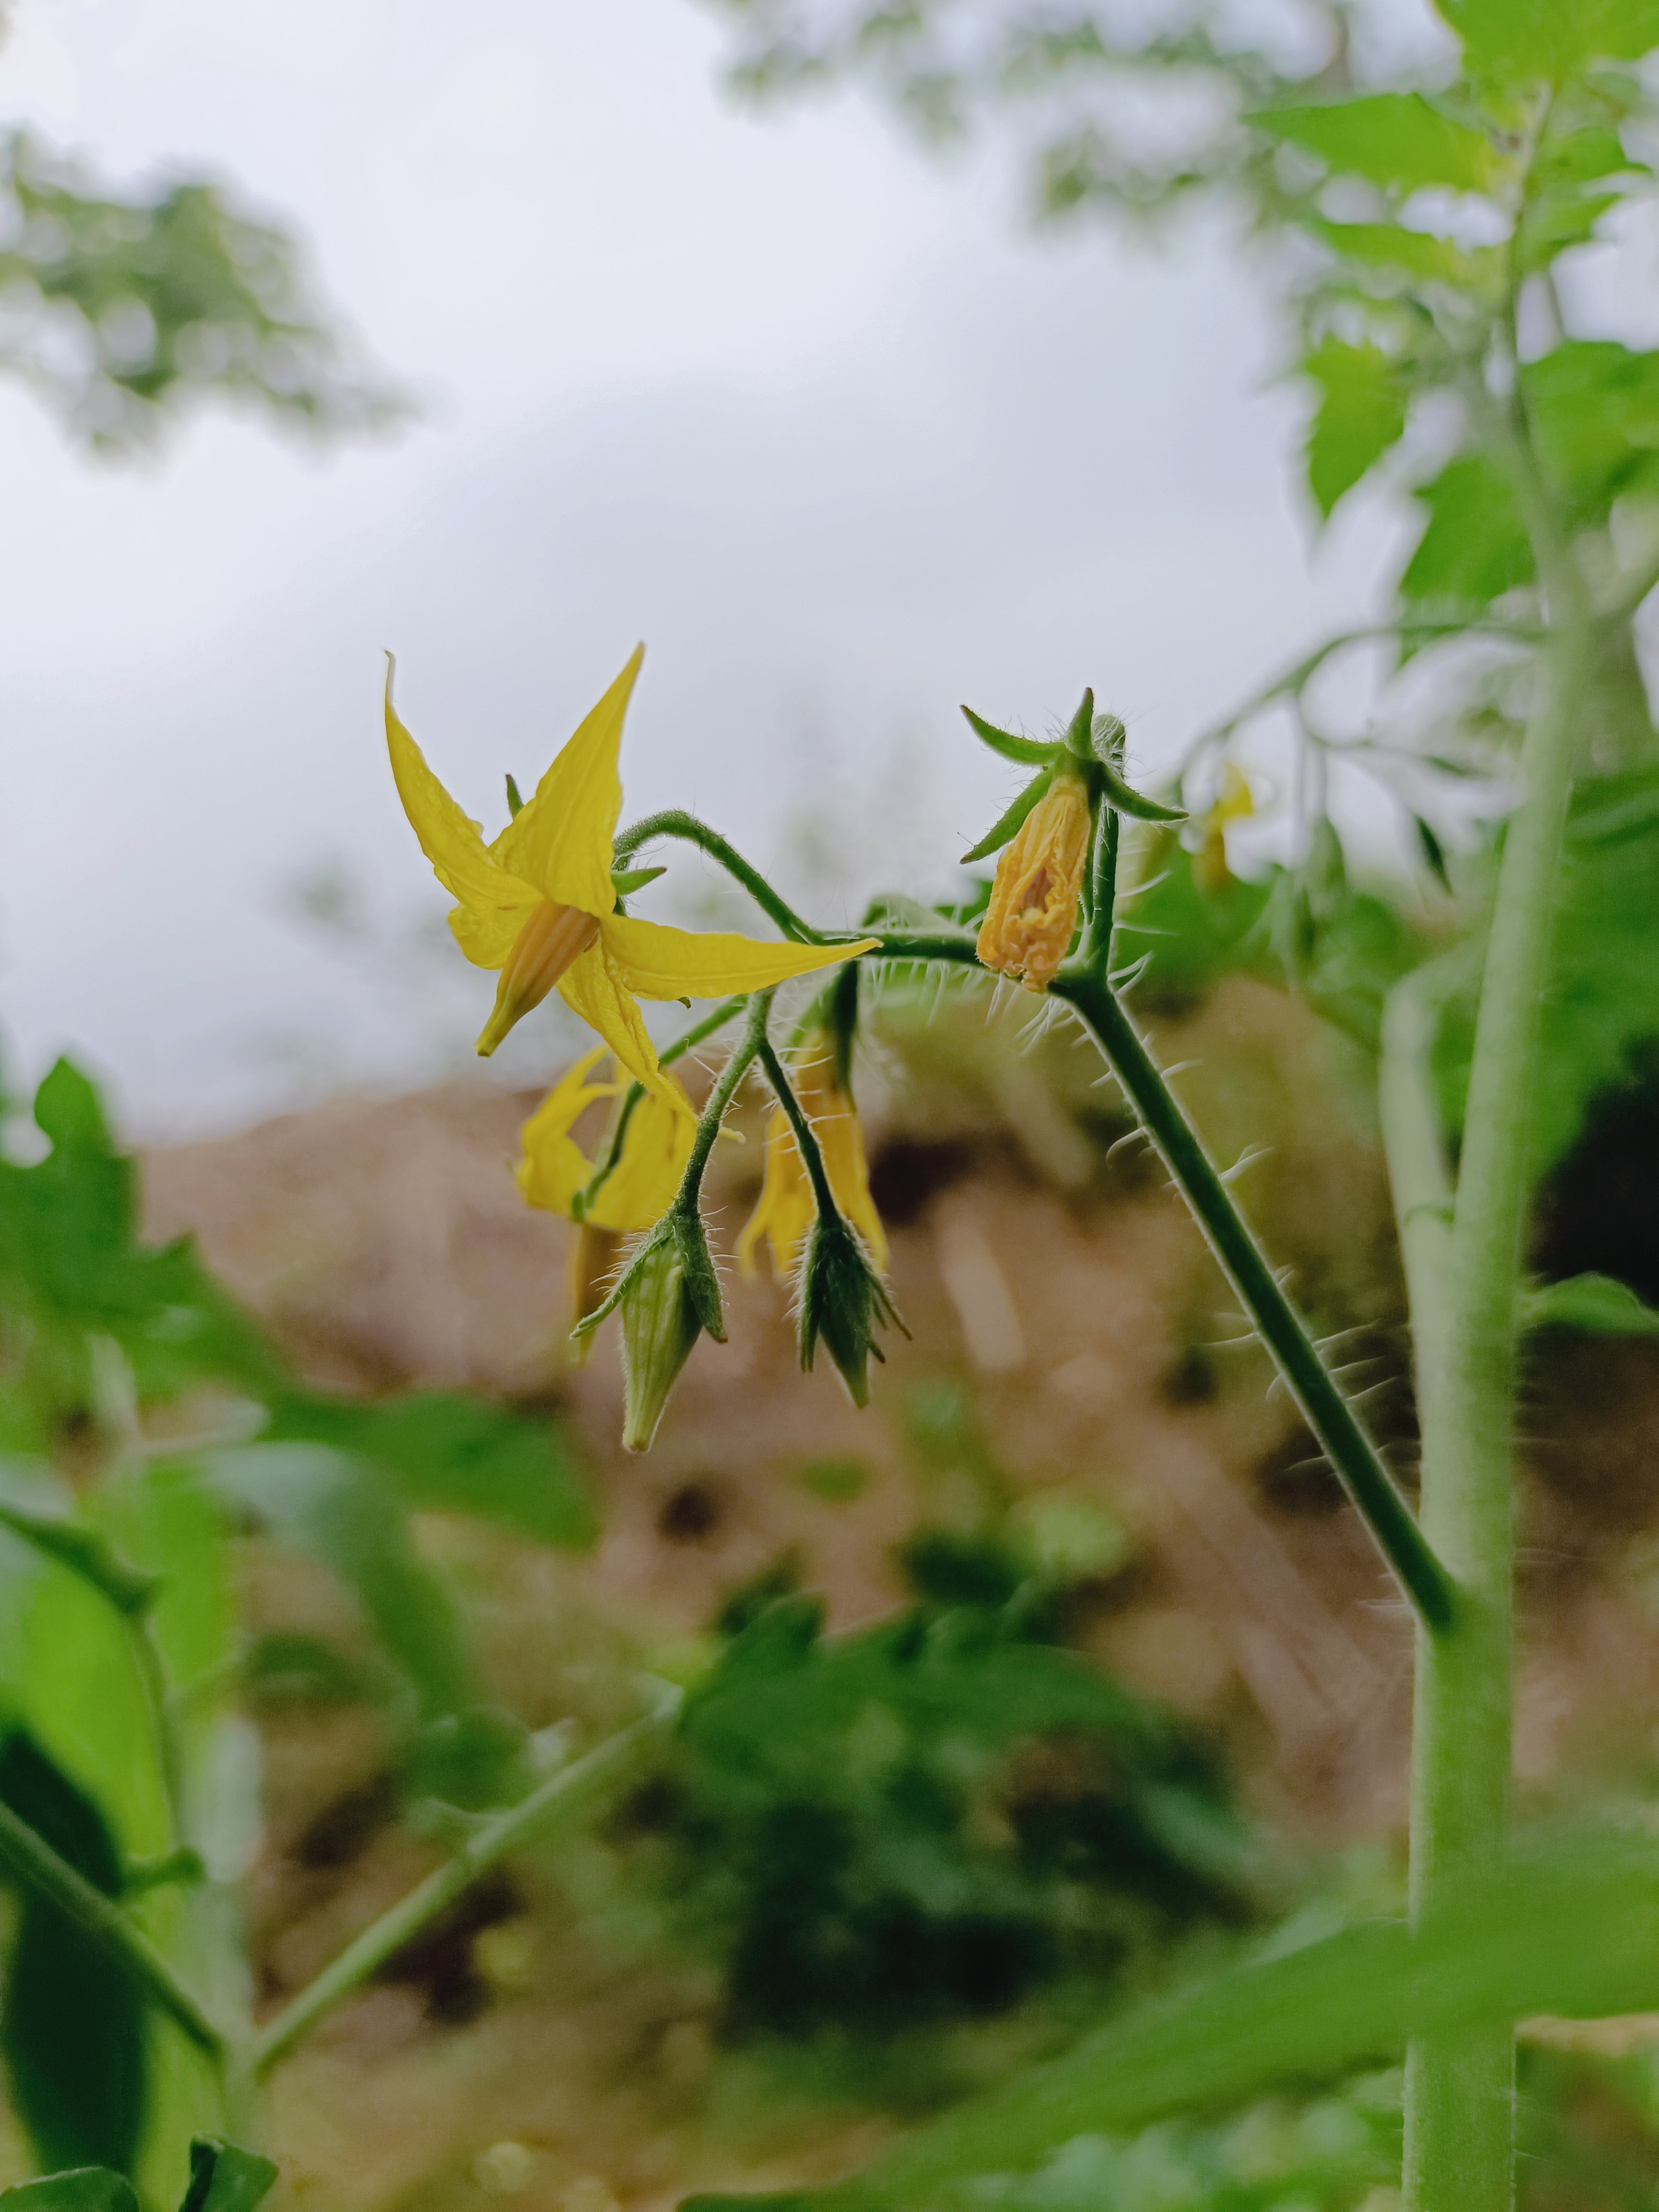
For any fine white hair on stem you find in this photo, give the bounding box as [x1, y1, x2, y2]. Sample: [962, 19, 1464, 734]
[1219, 1144, 1272, 1185]
[1114, 866, 1170, 907]
[1109, 950, 1155, 993]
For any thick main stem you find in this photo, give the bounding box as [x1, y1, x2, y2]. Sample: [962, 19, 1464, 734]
[1400, 618, 1592, 2212]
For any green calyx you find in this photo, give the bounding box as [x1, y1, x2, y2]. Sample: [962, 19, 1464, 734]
[611, 864, 667, 898]
[960, 762, 1057, 866]
[797, 1214, 904, 1409]
[960, 690, 1185, 865]
[573, 1204, 726, 1450]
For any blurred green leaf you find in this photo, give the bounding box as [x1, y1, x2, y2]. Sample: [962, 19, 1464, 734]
[264, 1390, 596, 1550]
[1522, 1271, 1659, 1333]
[177, 2138, 277, 2212]
[681, 1830, 1659, 2212]
[0, 1059, 286, 1424]
[1435, 0, 1659, 79]
[0, 2175, 139, 2212]
[204, 1444, 475, 1721]
[0, 129, 404, 453]
[1400, 453, 1531, 607]
[0, 1730, 145, 2177]
[1433, 770, 1659, 1172]
[0, 1505, 157, 1617]
[1303, 337, 1407, 518]
[1251, 95, 1495, 192]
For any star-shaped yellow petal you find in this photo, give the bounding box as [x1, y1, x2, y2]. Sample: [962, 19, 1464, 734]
[386, 645, 879, 1091]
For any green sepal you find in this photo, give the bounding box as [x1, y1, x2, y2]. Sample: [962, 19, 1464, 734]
[1094, 750, 1188, 824]
[960, 764, 1055, 865]
[1063, 688, 1097, 757]
[959, 704, 1062, 768]
[611, 864, 667, 897]
[505, 774, 525, 819]
[797, 1214, 905, 1409]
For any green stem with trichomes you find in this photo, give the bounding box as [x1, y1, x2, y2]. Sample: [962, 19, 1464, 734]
[1050, 966, 1453, 1629]
[856, 924, 1451, 1622]
[1400, 623, 1594, 2212]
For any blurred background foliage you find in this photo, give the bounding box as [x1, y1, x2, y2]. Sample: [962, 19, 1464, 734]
[6, 1, 1659, 2210]
[0, 122, 400, 452]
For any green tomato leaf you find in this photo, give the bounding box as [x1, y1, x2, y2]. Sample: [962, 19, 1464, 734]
[1435, 0, 1659, 81]
[0, 2175, 139, 2212]
[1302, 337, 1408, 518]
[0, 1505, 158, 1617]
[263, 1390, 596, 1550]
[1315, 220, 1477, 286]
[1399, 452, 1533, 606]
[204, 1444, 475, 1721]
[1250, 94, 1495, 193]
[0, 1730, 145, 2178]
[177, 2139, 277, 2212]
[1522, 1272, 1659, 1333]
[679, 1829, 1659, 2212]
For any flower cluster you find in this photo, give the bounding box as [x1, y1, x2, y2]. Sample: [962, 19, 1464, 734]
[386, 649, 1172, 1449]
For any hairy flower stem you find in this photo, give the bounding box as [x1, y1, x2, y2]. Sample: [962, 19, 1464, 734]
[1052, 968, 1453, 1626]
[1399, 613, 1595, 2212]
[674, 992, 773, 1204]
[756, 1036, 839, 1219]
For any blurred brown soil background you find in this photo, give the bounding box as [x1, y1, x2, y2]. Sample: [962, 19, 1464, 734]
[139, 977, 1659, 2212]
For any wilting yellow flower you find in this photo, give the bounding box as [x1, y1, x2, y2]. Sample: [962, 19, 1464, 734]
[1194, 760, 1257, 894]
[386, 647, 877, 1110]
[736, 1037, 887, 1279]
[975, 761, 1093, 993]
[517, 1046, 695, 1352]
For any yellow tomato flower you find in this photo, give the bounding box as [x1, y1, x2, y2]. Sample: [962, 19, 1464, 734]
[1194, 760, 1257, 894]
[975, 760, 1093, 993]
[516, 1044, 696, 1355]
[385, 647, 878, 1113]
[736, 1036, 887, 1279]
[516, 1046, 691, 1232]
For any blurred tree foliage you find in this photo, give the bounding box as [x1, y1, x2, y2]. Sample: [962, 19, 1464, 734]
[0, 126, 402, 453]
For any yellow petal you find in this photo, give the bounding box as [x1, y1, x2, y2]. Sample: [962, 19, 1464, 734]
[557, 938, 695, 1120]
[602, 914, 879, 1000]
[385, 663, 541, 968]
[735, 1106, 816, 1279]
[588, 1089, 694, 1233]
[516, 1047, 617, 1217]
[493, 647, 641, 917]
[795, 1050, 888, 1270]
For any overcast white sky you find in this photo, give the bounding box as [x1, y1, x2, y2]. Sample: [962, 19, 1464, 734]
[0, 0, 1423, 1136]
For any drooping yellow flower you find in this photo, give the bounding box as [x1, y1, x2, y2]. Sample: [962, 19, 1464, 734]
[736, 1036, 887, 1280]
[975, 760, 1093, 993]
[516, 1045, 691, 1232]
[517, 1044, 696, 1352]
[1194, 760, 1257, 894]
[385, 647, 877, 1112]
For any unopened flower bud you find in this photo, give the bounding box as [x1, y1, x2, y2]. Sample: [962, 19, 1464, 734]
[975, 761, 1093, 994]
[477, 899, 602, 1058]
[797, 1213, 903, 1409]
[615, 1212, 725, 1452]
